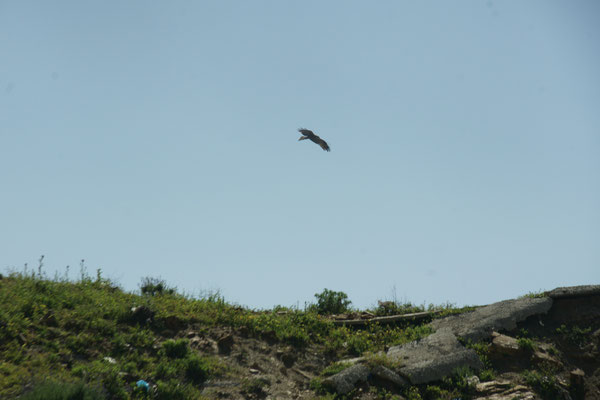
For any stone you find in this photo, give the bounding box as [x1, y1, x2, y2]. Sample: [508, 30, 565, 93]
[490, 332, 520, 357]
[162, 315, 184, 331]
[475, 379, 513, 394]
[532, 350, 562, 367]
[217, 333, 235, 354]
[388, 329, 464, 365]
[430, 297, 553, 342]
[190, 336, 219, 354]
[547, 285, 600, 298]
[388, 330, 483, 384]
[570, 368, 585, 399]
[548, 293, 600, 323]
[129, 305, 155, 325]
[475, 380, 536, 400]
[278, 350, 296, 368]
[466, 375, 480, 387]
[321, 364, 370, 394]
[400, 349, 483, 384]
[370, 365, 409, 389]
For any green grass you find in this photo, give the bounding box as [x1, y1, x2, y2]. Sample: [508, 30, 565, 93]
[0, 269, 452, 399]
[522, 368, 563, 399]
[19, 381, 104, 400]
[517, 337, 537, 353]
[555, 324, 592, 347]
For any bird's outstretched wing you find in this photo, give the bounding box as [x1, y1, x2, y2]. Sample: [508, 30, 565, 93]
[298, 128, 314, 136]
[297, 128, 330, 151]
[313, 136, 330, 151]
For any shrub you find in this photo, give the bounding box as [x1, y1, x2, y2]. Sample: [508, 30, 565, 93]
[20, 381, 104, 400]
[162, 339, 189, 359]
[319, 362, 353, 377]
[154, 380, 194, 400]
[240, 377, 270, 397]
[517, 337, 536, 353]
[479, 368, 496, 382]
[311, 289, 352, 315]
[185, 355, 210, 384]
[140, 277, 176, 296]
[556, 324, 592, 346]
[523, 369, 563, 399]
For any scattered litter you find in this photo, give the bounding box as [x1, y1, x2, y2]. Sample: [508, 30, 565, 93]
[136, 380, 150, 392]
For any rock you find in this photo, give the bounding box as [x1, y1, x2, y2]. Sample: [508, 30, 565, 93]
[322, 364, 370, 394]
[532, 350, 562, 367]
[401, 349, 483, 385]
[569, 368, 585, 400]
[547, 285, 600, 299]
[388, 329, 463, 365]
[466, 375, 480, 387]
[475, 379, 513, 393]
[217, 333, 235, 355]
[277, 349, 296, 368]
[190, 336, 219, 354]
[474, 380, 536, 400]
[370, 365, 409, 389]
[490, 332, 520, 357]
[162, 315, 184, 331]
[430, 297, 553, 342]
[129, 305, 155, 325]
[388, 330, 483, 384]
[548, 292, 600, 323]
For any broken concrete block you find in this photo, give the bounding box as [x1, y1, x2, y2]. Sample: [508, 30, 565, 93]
[321, 364, 370, 394]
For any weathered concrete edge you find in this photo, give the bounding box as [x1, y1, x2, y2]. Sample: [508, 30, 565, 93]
[321, 285, 598, 393]
[399, 348, 483, 385]
[547, 285, 600, 299]
[321, 364, 370, 394]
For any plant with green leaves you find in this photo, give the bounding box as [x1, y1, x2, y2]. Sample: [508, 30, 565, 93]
[19, 381, 104, 400]
[311, 288, 352, 315]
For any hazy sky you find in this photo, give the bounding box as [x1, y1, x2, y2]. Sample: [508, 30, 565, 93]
[1, 1, 599, 310]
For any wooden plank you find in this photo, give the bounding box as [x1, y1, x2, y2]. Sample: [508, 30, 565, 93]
[331, 310, 443, 326]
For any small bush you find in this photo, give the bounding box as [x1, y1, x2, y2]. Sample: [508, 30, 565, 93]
[556, 324, 592, 346]
[517, 337, 536, 353]
[155, 360, 178, 380]
[154, 379, 194, 400]
[320, 362, 353, 377]
[405, 386, 423, 400]
[374, 301, 424, 316]
[523, 369, 563, 399]
[162, 339, 189, 359]
[140, 277, 176, 296]
[479, 368, 495, 382]
[185, 355, 210, 384]
[20, 381, 104, 400]
[311, 289, 352, 315]
[240, 377, 270, 397]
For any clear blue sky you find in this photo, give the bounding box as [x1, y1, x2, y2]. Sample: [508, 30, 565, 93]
[1, 1, 599, 310]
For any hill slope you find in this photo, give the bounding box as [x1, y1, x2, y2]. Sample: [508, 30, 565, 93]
[0, 272, 598, 399]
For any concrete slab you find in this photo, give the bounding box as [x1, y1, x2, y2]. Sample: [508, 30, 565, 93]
[430, 297, 553, 342]
[547, 285, 600, 299]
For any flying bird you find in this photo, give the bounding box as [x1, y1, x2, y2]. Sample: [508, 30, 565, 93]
[297, 128, 330, 152]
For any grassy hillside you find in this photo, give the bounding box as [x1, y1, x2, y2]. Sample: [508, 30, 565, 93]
[0, 269, 447, 399]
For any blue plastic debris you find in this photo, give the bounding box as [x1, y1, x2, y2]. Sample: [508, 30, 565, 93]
[136, 380, 150, 392]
